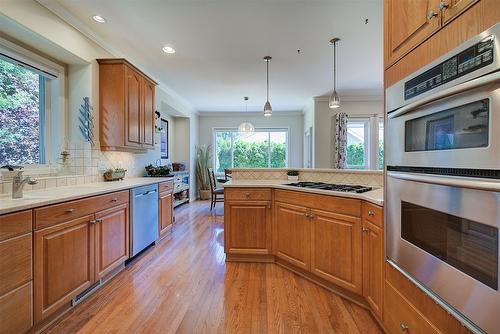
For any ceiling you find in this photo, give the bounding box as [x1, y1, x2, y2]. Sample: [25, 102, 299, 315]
[42, 0, 383, 112]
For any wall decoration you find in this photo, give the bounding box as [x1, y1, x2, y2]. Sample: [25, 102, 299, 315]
[160, 118, 169, 159]
[78, 97, 95, 145]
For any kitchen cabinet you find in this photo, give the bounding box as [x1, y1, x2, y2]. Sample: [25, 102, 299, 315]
[362, 220, 384, 319]
[98, 58, 157, 152]
[34, 215, 95, 322]
[384, 0, 441, 67]
[158, 181, 174, 239]
[225, 200, 272, 256]
[310, 208, 362, 294]
[95, 204, 129, 279]
[273, 201, 310, 270]
[440, 0, 480, 24]
[34, 190, 130, 322]
[0, 210, 33, 334]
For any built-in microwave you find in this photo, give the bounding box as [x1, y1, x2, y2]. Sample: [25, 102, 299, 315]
[385, 23, 500, 334]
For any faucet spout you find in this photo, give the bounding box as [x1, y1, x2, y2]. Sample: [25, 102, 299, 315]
[12, 171, 38, 199]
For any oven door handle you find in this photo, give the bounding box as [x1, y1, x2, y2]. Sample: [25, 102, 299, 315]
[388, 71, 500, 119]
[387, 171, 500, 192]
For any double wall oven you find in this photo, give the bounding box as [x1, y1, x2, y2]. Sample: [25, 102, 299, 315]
[386, 23, 500, 334]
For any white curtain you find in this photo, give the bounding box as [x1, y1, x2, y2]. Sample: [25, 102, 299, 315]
[333, 112, 348, 169]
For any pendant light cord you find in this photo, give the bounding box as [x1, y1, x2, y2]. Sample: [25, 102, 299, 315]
[266, 59, 270, 101]
[333, 41, 336, 92]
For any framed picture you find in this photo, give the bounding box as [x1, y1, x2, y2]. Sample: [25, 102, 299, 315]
[160, 118, 168, 159]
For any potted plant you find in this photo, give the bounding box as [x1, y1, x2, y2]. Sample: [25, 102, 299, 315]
[196, 145, 212, 200]
[104, 168, 127, 181]
[287, 170, 300, 181]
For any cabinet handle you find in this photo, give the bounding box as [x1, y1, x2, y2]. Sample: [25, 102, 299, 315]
[96, 219, 103, 223]
[439, 1, 449, 10]
[368, 211, 375, 217]
[66, 208, 75, 213]
[362, 227, 369, 233]
[90, 220, 97, 225]
[400, 323, 409, 331]
[304, 213, 310, 218]
[111, 198, 118, 202]
[245, 192, 250, 199]
[427, 10, 438, 20]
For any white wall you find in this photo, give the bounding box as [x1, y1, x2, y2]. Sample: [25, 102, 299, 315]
[198, 112, 304, 168]
[313, 98, 383, 168]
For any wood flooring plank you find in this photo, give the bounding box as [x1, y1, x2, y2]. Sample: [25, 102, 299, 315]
[44, 201, 381, 334]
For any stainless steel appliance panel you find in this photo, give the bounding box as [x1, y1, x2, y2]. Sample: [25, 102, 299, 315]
[130, 184, 158, 257]
[386, 173, 500, 334]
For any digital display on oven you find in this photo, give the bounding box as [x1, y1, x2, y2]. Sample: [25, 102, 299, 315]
[404, 36, 494, 100]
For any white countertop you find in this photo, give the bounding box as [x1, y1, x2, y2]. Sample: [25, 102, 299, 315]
[0, 177, 173, 215]
[223, 179, 384, 206]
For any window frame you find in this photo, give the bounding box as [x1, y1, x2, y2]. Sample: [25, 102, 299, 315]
[0, 36, 65, 170]
[345, 116, 384, 170]
[212, 127, 290, 171]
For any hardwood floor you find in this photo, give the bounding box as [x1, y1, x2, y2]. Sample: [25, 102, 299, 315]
[45, 201, 382, 334]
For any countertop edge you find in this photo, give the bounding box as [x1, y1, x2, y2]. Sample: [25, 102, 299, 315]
[223, 182, 384, 206]
[0, 177, 174, 215]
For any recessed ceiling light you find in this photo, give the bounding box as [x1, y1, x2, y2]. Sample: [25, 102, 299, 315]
[92, 15, 106, 23]
[162, 46, 176, 54]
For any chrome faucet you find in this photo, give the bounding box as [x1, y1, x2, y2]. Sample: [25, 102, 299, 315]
[12, 171, 38, 199]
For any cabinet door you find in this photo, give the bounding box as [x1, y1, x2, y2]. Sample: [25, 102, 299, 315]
[34, 215, 95, 322]
[363, 221, 384, 319]
[273, 202, 310, 270]
[385, 0, 441, 67]
[125, 66, 142, 147]
[95, 204, 129, 279]
[225, 201, 272, 255]
[310, 209, 362, 294]
[441, 0, 479, 24]
[142, 79, 155, 147]
[158, 192, 173, 238]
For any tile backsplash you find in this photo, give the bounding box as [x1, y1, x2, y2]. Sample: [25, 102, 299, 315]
[0, 141, 150, 195]
[229, 168, 384, 188]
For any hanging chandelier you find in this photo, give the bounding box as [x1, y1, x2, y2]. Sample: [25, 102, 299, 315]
[263, 56, 272, 117]
[329, 38, 341, 109]
[238, 97, 255, 133]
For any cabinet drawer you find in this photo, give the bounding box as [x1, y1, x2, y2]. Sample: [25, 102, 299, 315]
[0, 281, 33, 334]
[362, 202, 383, 228]
[159, 181, 173, 193]
[0, 233, 32, 296]
[384, 281, 439, 334]
[174, 174, 184, 183]
[0, 210, 32, 241]
[225, 188, 272, 201]
[35, 190, 129, 229]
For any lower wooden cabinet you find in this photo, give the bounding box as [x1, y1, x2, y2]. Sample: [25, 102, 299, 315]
[34, 215, 95, 322]
[158, 191, 173, 238]
[310, 209, 362, 294]
[273, 201, 311, 270]
[362, 220, 384, 319]
[0, 282, 33, 334]
[95, 204, 129, 279]
[225, 200, 272, 255]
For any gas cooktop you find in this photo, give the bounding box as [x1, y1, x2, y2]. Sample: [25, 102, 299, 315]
[286, 182, 373, 193]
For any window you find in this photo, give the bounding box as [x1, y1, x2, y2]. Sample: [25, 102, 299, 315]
[346, 116, 384, 170]
[214, 128, 288, 172]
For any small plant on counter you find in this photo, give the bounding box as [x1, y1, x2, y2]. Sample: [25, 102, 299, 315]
[287, 170, 300, 181]
[145, 164, 171, 177]
[103, 168, 127, 182]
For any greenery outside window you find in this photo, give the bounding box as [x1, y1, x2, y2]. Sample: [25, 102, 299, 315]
[214, 128, 288, 172]
[346, 116, 384, 170]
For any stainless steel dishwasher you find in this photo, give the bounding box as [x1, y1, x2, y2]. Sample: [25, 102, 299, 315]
[130, 183, 158, 257]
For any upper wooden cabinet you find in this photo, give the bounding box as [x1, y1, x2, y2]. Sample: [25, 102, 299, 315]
[98, 59, 157, 152]
[385, 0, 442, 67]
[440, 0, 479, 24]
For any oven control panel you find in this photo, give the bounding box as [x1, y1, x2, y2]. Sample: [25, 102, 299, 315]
[404, 35, 494, 100]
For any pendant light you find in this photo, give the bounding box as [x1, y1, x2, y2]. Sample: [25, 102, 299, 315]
[329, 38, 341, 109]
[238, 97, 255, 133]
[263, 56, 272, 117]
